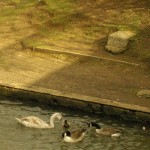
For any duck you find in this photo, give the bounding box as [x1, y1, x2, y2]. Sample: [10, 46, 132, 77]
[62, 120, 70, 129]
[88, 122, 122, 137]
[62, 128, 86, 143]
[15, 112, 63, 129]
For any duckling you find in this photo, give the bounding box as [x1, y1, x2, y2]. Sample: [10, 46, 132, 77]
[62, 120, 70, 129]
[15, 112, 63, 129]
[88, 122, 122, 137]
[62, 128, 86, 143]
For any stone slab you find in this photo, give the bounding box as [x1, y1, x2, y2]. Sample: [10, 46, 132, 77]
[137, 90, 150, 98]
[105, 31, 135, 53]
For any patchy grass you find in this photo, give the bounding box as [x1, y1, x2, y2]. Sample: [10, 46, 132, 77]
[0, 0, 150, 61]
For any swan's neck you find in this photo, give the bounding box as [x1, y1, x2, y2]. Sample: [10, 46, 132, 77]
[49, 113, 58, 127]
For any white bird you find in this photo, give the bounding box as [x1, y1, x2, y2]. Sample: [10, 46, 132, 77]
[15, 112, 63, 129]
[62, 128, 86, 143]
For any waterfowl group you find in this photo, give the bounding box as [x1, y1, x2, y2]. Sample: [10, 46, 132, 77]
[15, 113, 124, 143]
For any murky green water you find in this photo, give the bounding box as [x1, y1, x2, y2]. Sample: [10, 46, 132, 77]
[0, 97, 149, 150]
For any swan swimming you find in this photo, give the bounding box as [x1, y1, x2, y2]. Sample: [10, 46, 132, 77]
[15, 112, 64, 129]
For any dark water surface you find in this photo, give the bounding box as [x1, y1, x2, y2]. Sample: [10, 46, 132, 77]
[0, 97, 149, 150]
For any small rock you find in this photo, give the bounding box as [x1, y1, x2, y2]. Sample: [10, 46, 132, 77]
[105, 31, 135, 53]
[137, 90, 150, 98]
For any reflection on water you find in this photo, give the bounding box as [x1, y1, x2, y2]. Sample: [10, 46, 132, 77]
[0, 97, 149, 150]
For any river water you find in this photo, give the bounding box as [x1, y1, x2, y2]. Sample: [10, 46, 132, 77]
[0, 96, 149, 150]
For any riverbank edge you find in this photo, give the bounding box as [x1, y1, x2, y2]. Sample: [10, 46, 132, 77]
[0, 84, 150, 124]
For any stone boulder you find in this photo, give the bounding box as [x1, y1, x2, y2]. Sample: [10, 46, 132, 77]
[105, 31, 135, 54]
[137, 90, 150, 98]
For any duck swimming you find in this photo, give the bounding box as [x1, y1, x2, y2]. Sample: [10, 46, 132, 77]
[62, 120, 70, 129]
[15, 112, 63, 129]
[62, 128, 86, 143]
[88, 122, 122, 137]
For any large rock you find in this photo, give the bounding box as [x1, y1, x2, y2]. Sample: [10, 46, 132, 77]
[105, 31, 135, 54]
[137, 90, 150, 98]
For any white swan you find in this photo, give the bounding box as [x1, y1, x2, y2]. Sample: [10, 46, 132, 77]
[15, 112, 63, 128]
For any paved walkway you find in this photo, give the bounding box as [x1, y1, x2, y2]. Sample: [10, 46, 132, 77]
[0, 0, 149, 116]
[0, 47, 150, 113]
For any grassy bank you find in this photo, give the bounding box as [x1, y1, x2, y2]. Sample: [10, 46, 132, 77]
[0, 0, 150, 61]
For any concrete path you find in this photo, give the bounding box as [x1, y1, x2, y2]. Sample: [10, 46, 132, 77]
[0, 47, 150, 115]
